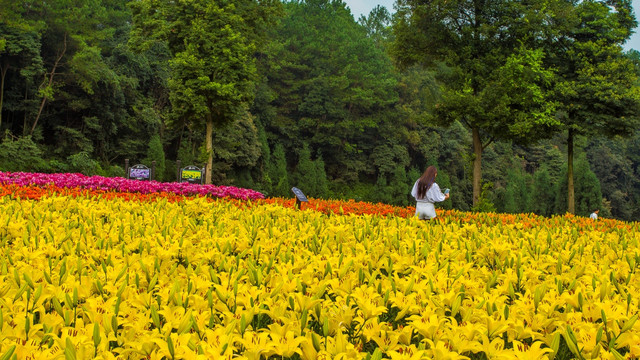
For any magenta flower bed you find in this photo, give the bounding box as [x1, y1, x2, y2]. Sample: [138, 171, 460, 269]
[0, 172, 264, 200]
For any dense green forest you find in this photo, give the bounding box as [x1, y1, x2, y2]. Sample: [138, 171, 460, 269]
[2, 0, 640, 220]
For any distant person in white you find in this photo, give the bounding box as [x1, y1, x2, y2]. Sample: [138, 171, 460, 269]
[590, 209, 599, 220]
[411, 165, 450, 220]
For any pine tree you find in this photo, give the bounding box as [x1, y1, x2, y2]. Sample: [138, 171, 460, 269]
[531, 167, 555, 217]
[315, 155, 329, 199]
[555, 155, 602, 216]
[389, 164, 409, 206]
[257, 126, 272, 193]
[270, 144, 289, 198]
[294, 143, 317, 196]
[177, 137, 196, 166]
[146, 134, 165, 182]
[503, 168, 532, 214]
[575, 159, 602, 216]
[374, 175, 392, 204]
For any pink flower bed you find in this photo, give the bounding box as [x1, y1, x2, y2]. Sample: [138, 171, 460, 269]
[0, 172, 264, 200]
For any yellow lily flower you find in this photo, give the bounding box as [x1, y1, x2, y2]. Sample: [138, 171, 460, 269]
[371, 330, 401, 354]
[324, 329, 361, 358]
[443, 320, 483, 354]
[266, 322, 305, 358]
[475, 334, 512, 360]
[199, 326, 239, 357]
[511, 340, 552, 360]
[423, 339, 471, 360]
[325, 296, 356, 331]
[407, 312, 446, 341]
[351, 286, 387, 320]
[13, 339, 48, 360]
[240, 330, 276, 360]
[388, 345, 427, 360]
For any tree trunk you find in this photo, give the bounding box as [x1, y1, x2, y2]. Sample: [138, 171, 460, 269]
[205, 112, 213, 185]
[0, 64, 8, 131]
[23, 81, 29, 136]
[567, 128, 575, 214]
[31, 32, 67, 135]
[472, 127, 482, 207]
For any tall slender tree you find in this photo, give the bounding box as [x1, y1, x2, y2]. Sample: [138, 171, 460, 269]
[546, 0, 640, 213]
[392, 0, 560, 207]
[129, 0, 280, 184]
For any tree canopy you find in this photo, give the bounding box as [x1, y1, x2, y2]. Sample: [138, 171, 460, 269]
[545, 0, 640, 213]
[392, 0, 560, 207]
[129, 0, 280, 184]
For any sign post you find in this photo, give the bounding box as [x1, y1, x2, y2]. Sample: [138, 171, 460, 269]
[291, 187, 308, 210]
[180, 165, 204, 184]
[129, 164, 151, 181]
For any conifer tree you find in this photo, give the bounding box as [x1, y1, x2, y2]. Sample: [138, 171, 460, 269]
[146, 134, 165, 181]
[503, 168, 532, 214]
[257, 126, 272, 193]
[270, 143, 289, 197]
[315, 155, 329, 199]
[555, 155, 602, 216]
[375, 175, 392, 204]
[177, 137, 196, 168]
[389, 164, 409, 206]
[294, 143, 317, 196]
[531, 167, 555, 217]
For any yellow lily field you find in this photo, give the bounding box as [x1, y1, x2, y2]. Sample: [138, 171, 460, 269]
[1, 193, 640, 359]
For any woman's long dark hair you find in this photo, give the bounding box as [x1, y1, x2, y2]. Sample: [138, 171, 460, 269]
[417, 166, 437, 199]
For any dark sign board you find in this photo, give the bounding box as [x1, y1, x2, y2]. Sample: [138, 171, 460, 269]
[291, 187, 308, 202]
[129, 164, 150, 181]
[180, 165, 203, 184]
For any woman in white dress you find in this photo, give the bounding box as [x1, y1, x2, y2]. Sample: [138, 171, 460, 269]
[410, 166, 450, 220]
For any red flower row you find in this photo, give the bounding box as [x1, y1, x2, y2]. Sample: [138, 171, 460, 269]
[1, 183, 636, 232]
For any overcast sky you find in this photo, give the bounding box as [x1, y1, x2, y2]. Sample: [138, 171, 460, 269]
[343, 0, 640, 52]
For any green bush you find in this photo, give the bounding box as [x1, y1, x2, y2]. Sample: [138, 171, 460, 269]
[96, 164, 125, 178]
[47, 159, 69, 173]
[0, 134, 47, 172]
[328, 181, 378, 203]
[472, 182, 497, 213]
[67, 151, 99, 175]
